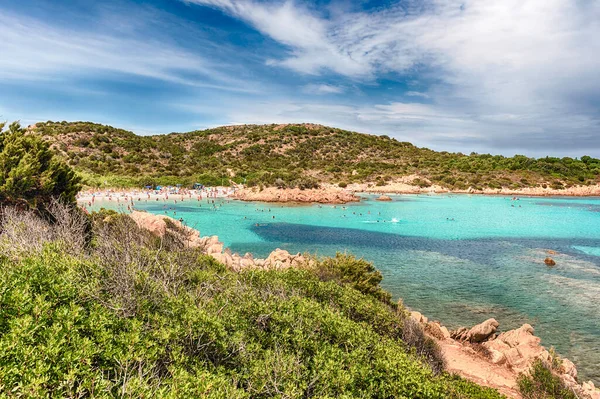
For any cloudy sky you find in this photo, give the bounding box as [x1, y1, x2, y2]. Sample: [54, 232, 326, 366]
[1, 0, 599, 156]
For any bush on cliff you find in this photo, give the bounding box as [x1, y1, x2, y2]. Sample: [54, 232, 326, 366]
[0, 207, 505, 398]
[517, 360, 577, 399]
[0, 122, 81, 212]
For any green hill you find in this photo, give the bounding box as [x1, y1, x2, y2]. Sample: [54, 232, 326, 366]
[33, 121, 600, 190]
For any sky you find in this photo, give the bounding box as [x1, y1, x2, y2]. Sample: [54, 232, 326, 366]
[0, 0, 599, 157]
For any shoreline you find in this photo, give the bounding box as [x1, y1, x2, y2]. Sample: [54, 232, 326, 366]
[340, 182, 600, 198]
[128, 210, 600, 399]
[77, 183, 600, 207]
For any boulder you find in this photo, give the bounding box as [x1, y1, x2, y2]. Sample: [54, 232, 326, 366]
[426, 321, 450, 340]
[544, 257, 556, 266]
[481, 324, 548, 374]
[560, 358, 577, 379]
[468, 318, 499, 343]
[582, 381, 600, 399]
[451, 327, 469, 341]
[263, 249, 307, 270]
[376, 195, 393, 201]
[487, 348, 507, 365]
[410, 311, 428, 324]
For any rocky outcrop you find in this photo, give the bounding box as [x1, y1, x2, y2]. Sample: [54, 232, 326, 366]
[130, 211, 207, 248]
[414, 314, 600, 399]
[425, 321, 451, 340]
[376, 195, 393, 201]
[213, 248, 308, 271]
[130, 211, 309, 272]
[451, 318, 499, 343]
[348, 181, 600, 197]
[410, 311, 428, 324]
[232, 187, 359, 204]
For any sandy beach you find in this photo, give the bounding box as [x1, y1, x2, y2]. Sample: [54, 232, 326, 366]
[78, 182, 600, 209]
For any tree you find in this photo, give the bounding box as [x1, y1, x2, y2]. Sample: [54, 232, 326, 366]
[0, 122, 81, 212]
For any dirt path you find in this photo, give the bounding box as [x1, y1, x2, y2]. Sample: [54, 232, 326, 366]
[440, 340, 522, 398]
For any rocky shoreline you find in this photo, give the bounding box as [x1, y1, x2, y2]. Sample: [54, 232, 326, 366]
[129, 211, 600, 398]
[410, 312, 599, 399]
[226, 182, 600, 205]
[345, 181, 600, 197]
[232, 186, 360, 204]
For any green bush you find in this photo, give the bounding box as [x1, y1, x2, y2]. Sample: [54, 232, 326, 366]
[311, 253, 393, 304]
[517, 360, 577, 399]
[0, 122, 81, 211]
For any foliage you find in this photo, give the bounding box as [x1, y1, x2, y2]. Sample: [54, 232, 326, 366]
[0, 122, 81, 211]
[311, 252, 393, 304]
[517, 360, 577, 399]
[0, 206, 505, 398]
[32, 121, 600, 190]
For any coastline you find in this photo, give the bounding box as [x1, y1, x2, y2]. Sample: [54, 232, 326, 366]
[128, 210, 600, 399]
[77, 183, 600, 208]
[341, 182, 600, 198]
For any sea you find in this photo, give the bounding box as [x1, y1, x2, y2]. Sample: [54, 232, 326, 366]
[91, 193, 600, 383]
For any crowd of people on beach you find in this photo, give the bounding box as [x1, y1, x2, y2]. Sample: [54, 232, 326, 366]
[77, 186, 236, 213]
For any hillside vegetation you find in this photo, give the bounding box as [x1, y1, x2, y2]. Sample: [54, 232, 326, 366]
[34, 121, 600, 190]
[0, 205, 504, 398]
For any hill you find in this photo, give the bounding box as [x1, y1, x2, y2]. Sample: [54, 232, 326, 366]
[33, 121, 600, 190]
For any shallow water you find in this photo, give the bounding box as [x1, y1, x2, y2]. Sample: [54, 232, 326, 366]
[91, 194, 600, 383]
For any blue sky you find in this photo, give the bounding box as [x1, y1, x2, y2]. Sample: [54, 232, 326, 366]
[1, 0, 599, 156]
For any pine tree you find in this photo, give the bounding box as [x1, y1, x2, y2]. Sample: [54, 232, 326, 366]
[0, 122, 81, 211]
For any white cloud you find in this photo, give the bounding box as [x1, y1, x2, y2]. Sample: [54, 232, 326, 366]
[405, 91, 430, 98]
[0, 11, 255, 93]
[183, 0, 600, 153]
[302, 84, 345, 94]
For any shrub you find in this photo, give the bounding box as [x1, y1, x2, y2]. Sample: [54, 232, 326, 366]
[517, 359, 577, 399]
[402, 317, 446, 374]
[311, 253, 392, 304]
[0, 122, 81, 212]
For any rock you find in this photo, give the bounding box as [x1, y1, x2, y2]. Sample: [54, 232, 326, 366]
[440, 325, 451, 340]
[487, 349, 507, 365]
[547, 250, 557, 255]
[560, 358, 577, 379]
[481, 324, 546, 373]
[410, 311, 428, 324]
[451, 327, 470, 341]
[467, 318, 499, 343]
[544, 257, 556, 266]
[376, 195, 393, 201]
[582, 381, 600, 399]
[233, 187, 359, 204]
[425, 321, 446, 341]
[426, 321, 450, 340]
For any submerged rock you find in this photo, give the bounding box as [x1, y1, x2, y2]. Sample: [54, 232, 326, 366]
[544, 257, 556, 266]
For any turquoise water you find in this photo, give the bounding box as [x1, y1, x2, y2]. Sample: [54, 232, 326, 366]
[91, 194, 600, 383]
